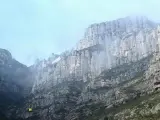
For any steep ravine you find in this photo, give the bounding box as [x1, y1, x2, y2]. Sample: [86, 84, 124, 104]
[1, 16, 160, 120]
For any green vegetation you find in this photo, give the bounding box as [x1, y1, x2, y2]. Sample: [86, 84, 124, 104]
[85, 91, 160, 120]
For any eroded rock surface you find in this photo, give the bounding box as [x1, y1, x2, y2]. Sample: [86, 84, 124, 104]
[2, 16, 160, 120]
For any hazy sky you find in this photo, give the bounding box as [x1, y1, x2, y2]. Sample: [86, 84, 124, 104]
[0, 0, 160, 66]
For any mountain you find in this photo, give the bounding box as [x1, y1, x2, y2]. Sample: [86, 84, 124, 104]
[0, 49, 33, 119]
[1, 16, 160, 120]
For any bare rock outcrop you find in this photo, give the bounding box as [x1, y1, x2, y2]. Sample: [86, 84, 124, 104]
[10, 16, 160, 120]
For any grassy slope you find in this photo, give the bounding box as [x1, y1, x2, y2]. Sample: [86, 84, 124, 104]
[85, 90, 160, 120]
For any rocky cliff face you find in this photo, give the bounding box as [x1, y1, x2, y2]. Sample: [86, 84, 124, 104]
[10, 16, 160, 120]
[31, 16, 159, 93]
[3, 16, 160, 120]
[0, 49, 33, 119]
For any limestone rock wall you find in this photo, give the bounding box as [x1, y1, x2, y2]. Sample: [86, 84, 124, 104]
[31, 16, 159, 93]
[15, 16, 160, 120]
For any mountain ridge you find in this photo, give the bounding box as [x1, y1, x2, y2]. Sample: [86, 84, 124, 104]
[14, 16, 160, 120]
[1, 16, 160, 120]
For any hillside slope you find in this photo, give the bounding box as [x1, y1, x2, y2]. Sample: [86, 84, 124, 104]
[11, 16, 160, 120]
[1, 16, 160, 120]
[0, 49, 33, 120]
